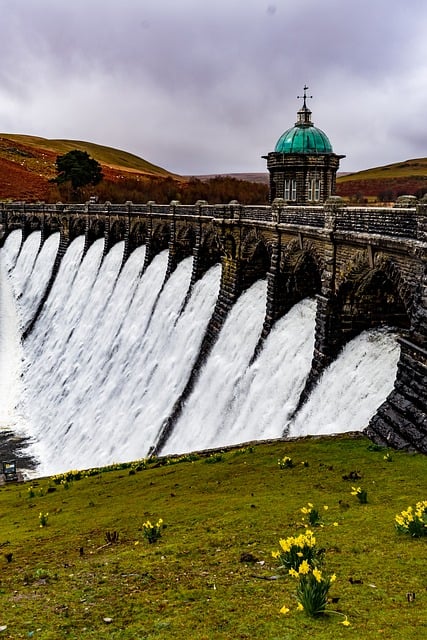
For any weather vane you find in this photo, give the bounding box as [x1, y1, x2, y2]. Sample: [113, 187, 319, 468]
[297, 85, 312, 108]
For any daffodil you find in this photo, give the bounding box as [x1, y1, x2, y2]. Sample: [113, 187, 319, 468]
[312, 568, 322, 583]
[280, 605, 290, 615]
[298, 559, 310, 575]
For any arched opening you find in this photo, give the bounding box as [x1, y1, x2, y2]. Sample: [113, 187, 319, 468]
[150, 222, 170, 256]
[175, 225, 197, 263]
[128, 221, 147, 253]
[109, 220, 126, 246]
[286, 250, 322, 302]
[240, 240, 271, 291]
[69, 218, 86, 242]
[336, 266, 411, 345]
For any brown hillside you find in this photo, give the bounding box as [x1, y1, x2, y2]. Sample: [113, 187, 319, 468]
[0, 134, 180, 202]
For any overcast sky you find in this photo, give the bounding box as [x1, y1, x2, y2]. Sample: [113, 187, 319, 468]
[0, 0, 426, 176]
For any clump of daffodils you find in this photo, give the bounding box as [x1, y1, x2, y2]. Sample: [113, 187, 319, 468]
[278, 456, 294, 469]
[300, 502, 329, 527]
[142, 518, 164, 544]
[39, 512, 49, 528]
[275, 523, 349, 625]
[395, 500, 427, 538]
[272, 530, 323, 572]
[350, 486, 368, 504]
[293, 562, 336, 617]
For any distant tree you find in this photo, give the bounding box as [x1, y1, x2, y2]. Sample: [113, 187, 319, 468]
[54, 150, 103, 191]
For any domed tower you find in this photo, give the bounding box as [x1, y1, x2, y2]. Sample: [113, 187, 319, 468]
[264, 87, 345, 204]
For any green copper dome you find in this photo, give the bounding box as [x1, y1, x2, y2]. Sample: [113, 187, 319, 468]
[275, 124, 333, 154]
[274, 91, 333, 154]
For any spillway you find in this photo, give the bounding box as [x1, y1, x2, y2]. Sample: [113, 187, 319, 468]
[0, 232, 401, 475]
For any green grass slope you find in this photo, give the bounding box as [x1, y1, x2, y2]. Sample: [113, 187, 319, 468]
[0, 133, 178, 178]
[0, 435, 425, 639]
[336, 157, 427, 201]
[338, 158, 427, 182]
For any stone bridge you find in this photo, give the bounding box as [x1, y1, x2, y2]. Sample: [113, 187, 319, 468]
[0, 196, 426, 454]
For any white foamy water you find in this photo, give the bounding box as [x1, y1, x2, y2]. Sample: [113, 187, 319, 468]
[10, 231, 41, 299]
[163, 279, 268, 454]
[216, 298, 316, 445]
[23, 248, 220, 475]
[0, 258, 25, 429]
[2, 229, 23, 271]
[1, 230, 402, 476]
[287, 329, 400, 437]
[17, 232, 60, 332]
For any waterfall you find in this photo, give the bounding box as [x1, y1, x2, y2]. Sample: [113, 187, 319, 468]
[162, 292, 318, 455]
[287, 329, 400, 437]
[0, 231, 401, 476]
[16, 236, 221, 475]
[2, 229, 23, 271]
[10, 231, 42, 300]
[16, 232, 60, 332]
[0, 258, 25, 429]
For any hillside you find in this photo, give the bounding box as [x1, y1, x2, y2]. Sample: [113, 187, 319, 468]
[336, 158, 427, 201]
[0, 435, 425, 639]
[0, 133, 180, 202]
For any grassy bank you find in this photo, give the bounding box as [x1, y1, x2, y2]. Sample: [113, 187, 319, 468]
[0, 434, 425, 639]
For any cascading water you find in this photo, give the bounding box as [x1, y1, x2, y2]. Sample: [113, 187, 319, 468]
[0, 258, 25, 429]
[15, 233, 60, 332]
[163, 279, 269, 454]
[0, 231, 402, 476]
[287, 329, 400, 437]
[10, 231, 42, 301]
[1, 229, 23, 271]
[16, 235, 221, 474]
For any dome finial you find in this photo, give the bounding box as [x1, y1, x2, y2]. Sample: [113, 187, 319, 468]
[297, 85, 312, 110]
[296, 85, 313, 126]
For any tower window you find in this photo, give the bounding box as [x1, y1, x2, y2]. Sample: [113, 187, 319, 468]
[308, 178, 321, 201]
[285, 179, 297, 201]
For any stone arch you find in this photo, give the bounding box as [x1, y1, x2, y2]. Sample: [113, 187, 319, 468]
[373, 253, 416, 318]
[87, 218, 105, 244]
[335, 255, 411, 344]
[174, 224, 197, 262]
[150, 221, 170, 256]
[240, 236, 271, 291]
[43, 216, 61, 237]
[281, 240, 323, 302]
[8, 215, 24, 231]
[199, 226, 222, 266]
[28, 216, 42, 231]
[128, 220, 147, 252]
[109, 219, 127, 246]
[69, 217, 87, 242]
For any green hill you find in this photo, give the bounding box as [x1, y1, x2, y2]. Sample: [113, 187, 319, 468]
[0, 434, 425, 639]
[0, 133, 178, 178]
[336, 157, 427, 201]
